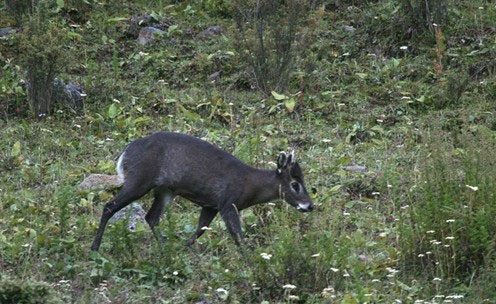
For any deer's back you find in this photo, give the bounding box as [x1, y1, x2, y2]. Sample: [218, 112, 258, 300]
[120, 132, 249, 200]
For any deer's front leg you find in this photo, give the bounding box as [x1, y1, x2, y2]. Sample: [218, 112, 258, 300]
[220, 204, 243, 246]
[186, 207, 218, 246]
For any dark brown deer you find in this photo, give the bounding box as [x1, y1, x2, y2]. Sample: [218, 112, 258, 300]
[91, 132, 314, 251]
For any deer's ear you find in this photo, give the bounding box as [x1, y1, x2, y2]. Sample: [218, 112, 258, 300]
[277, 152, 287, 173]
[288, 150, 296, 165]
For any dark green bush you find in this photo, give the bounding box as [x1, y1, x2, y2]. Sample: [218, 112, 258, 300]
[18, 1, 68, 118]
[0, 277, 61, 304]
[233, 0, 317, 95]
[4, 0, 37, 25]
[398, 0, 448, 34]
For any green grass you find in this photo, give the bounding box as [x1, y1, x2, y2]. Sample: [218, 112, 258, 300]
[1, 0, 496, 302]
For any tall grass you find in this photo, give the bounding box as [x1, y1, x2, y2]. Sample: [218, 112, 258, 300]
[398, 126, 496, 288]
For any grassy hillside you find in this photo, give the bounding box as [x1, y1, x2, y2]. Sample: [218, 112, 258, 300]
[1, 0, 495, 302]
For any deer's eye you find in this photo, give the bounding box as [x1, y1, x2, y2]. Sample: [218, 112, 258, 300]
[291, 181, 300, 193]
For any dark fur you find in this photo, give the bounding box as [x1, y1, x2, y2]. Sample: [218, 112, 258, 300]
[91, 132, 313, 251]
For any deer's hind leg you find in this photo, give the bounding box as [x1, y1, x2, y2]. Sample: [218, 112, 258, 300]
[145, 186, 174, 241]
[91, 181, 153, 251]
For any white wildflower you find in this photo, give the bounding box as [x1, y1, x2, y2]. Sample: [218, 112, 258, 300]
[465, 185, 478, 191]
[322, 287, 334, 293]
[446, 295, 464, 299]
[260, 253, 272, 260]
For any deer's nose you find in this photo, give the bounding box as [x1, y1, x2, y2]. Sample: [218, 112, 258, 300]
[297, 202, 314, 212]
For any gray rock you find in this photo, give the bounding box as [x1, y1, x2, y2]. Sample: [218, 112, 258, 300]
[126, 13, 173, 38]
[138, 26, 165, 45]
[196, 25, 224, 39]
[344, 165, 368, 173]
[79, 174, 124, 191]
[53, 78, 86, 112]
[341, 25, 356, 33]
[207, 71, 221, 82]
[0, 27, 17, 37]
[109, 202, 147, 232]
[80, 174, 145, 232]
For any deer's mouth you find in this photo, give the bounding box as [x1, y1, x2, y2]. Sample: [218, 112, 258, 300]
[296, 202, 314, 212]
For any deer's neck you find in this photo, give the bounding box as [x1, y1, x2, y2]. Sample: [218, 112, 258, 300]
[240, 168, 281, 209]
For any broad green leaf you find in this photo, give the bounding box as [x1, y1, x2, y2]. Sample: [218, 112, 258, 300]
[108, 103, 118, 118]
[416, 95, 426, 103]
[271, 91, 288, 100]
[285, 98, 296, 113]
[330, 184, 342, 193]
[150, 11, 160, 22]
[11, 141, 21, 157]
[372, 138, 383, 145]
[67, 31, 83, 40]
[371, 125, 384, 133]
[356, 73, 368, 79]
[56, 0, 64, 9]
[345, 201, 356, 208]
[107, 17, 128, 23]
[178, 104, 200, 121]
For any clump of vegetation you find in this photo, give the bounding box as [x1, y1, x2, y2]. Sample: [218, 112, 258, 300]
[399, 0, 448, 34]
[0, 276, 63, 304]
[4, 0, 37, 25]
[18, 1, 68, 118]
[233, 0, 317, 95]
[399, 127, 496, 282]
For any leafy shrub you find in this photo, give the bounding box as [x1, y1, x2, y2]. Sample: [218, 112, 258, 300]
[197, 0, 233, 17]
[398, 0, 448, 34]
[233, 0, 317, 95]
[18, 1, 68, 118]
[0, 277, 62, 304]
[4, 0, 37, 25]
